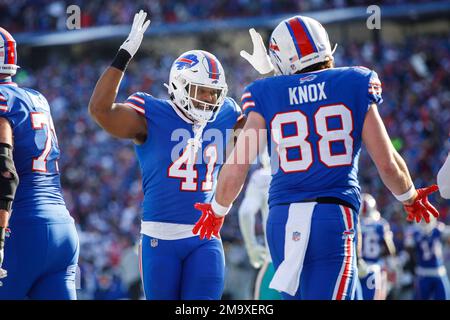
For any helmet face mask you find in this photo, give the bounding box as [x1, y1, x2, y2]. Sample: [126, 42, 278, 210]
[167, 50, 228, 123]
[0, 27, 19, 76]
[268, 16, 335, 76]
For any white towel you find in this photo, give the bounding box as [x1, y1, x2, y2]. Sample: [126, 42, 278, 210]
[269, 202, 315, 296]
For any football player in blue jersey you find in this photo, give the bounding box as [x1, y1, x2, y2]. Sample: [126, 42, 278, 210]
[358, 193, 397, 300]
[0, 27, 80, 300]
[88, 11, 243, 300]
[405, 216, 450, 300]
[193, 15, 440, 300]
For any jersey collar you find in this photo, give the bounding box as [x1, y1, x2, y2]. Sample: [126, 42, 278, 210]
[0, 77, 17, 86]
[168, 100, 194, 124]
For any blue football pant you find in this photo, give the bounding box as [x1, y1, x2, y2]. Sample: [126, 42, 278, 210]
[140, 235, 225, 300]
[0, 222, 79, 300]
[414, 275, 450, 300]
[267, 203, 358, 300]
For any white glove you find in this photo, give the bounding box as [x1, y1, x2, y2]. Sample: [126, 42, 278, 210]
[240, 28, 274, 75]
[120, 10, 151, 58]
[246, 244, 267, 269]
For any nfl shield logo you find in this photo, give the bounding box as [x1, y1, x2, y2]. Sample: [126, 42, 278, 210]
[150, 238, 158, 247]
[292, 231, 301, 241]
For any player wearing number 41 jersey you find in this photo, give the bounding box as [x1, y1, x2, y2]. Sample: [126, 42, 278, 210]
[89, 11, 243, 300]
[0, 27, 79, 300]
[193, 15, 440, 300]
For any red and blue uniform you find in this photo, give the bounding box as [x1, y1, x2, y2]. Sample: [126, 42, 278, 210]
[126, 93, 241, 299]
[242, 66, 382, 299]
[0, 78, 79, 300]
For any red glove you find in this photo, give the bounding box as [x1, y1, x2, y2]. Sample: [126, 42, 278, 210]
[404, 184, 440, 223]
[192, 203, 224, 240]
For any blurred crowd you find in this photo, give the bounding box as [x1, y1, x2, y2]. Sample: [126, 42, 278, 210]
[9, 26, 450, 299]
[1, 0, 432, 33]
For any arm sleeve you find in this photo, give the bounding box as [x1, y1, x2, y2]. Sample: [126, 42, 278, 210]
[124, 92, 147, 117]
[241, 83, 264, 118]
[0, 90, 17, 128]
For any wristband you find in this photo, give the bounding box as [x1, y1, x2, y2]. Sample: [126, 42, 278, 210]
[211, 197, 231, 217]
[393, 185, 415, 202]
[111, 49, 132, 72]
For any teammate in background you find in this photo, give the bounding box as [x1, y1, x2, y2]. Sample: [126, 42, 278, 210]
[88, 11, 243, 300]
[405, 216, 450, 300]
[193, 15, 440, 300]
[238, 151, 281, 300]
[0, 27, 80, 299]
[358, 193, 397, 300]
[437, 136, 449, 199]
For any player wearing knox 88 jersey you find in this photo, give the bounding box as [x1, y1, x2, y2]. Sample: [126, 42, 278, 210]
[89, 11, 243, 300]
[0, 27, 79, 300]
[193, 15, 440, 300]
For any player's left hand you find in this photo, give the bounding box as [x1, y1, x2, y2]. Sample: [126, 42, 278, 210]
[120, 10, 151, 58]
[404, 184, 439, 223]
[240, 28, 274, 75]
[193, 203, 224, 240]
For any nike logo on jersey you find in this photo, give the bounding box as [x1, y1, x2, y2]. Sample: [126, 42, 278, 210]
[289, 82, 327, 105]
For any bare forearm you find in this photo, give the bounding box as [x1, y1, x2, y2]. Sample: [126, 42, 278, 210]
[376, 151, 414, 201]
[0, 210, 8, 228]
[88, 67, 124, 119]
[215, 163, 251, 207]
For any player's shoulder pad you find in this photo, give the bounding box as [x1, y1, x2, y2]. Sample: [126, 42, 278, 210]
[223, 97, 243, 118]
[125, 91, 154, 116]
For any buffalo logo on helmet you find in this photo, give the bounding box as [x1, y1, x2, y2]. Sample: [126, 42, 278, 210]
[175, 54, 199, 70]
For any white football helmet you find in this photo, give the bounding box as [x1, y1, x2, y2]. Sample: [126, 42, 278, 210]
[166, 50, 228, 123]
[360, 193, 380, 220]
[0, 27, 19, 76]
[268, 16, 335, 75]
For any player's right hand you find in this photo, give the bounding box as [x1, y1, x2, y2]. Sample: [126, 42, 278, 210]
[240, 28, 274, 75]
[247, 244, 267, 269]
[119, 10, 151, 58]
[404, 184, 440, 223]
[193, 203, 224, 240]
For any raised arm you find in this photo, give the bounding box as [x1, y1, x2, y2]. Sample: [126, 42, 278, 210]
[88, 10, 150, 144]
[192, 111, 266, 240]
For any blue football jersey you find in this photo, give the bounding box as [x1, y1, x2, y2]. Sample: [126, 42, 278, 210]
[0, 80, 69, 223]
[408, 223, 446, 269]
[125, 93, 241, 224]
[242, 67, 383, 211]
[360, 216, 391, 264]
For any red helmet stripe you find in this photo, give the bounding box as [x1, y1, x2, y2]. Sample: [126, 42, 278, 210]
[286, 17, 316, 57]
[204, 53, 218, 80]
[0, 28, 16, 65]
